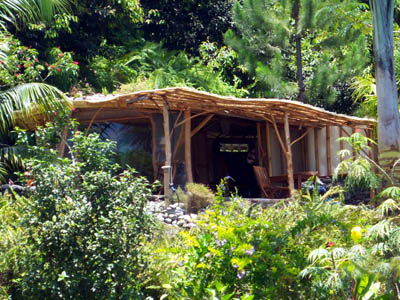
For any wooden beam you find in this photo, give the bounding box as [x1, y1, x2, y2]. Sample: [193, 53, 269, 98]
[271, 116, 286, 154]
[290, 127, 312, 146]
[85, 107, 103, 133]
[175, 110, 217, 127]
[172, 128, 184, 181]
[315, 128, 320, 172]
[191, 114, 214, 137]
[326, 126, 332, 176]
[266, 122, 272, 175]
[284, 113, 295, 196]
[185, 109, 193, 183]
[257, 122, 264, 167]
[162, 102, 172, 205]
[78, 116, 150, 124]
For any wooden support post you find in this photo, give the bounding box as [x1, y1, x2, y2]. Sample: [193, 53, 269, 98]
[266, 122, 272, 175]
[150, 116, 158, 182]
[339, 126, 344, 162]
[257, 122, 264, 166]
[271, 117, 286, 175]
[326, 126, 332, 176]
[314, 128, 320, 172]
[162, 102, 172, 205]
[280, 147, 284, 175]
[185, 109, 193, 183]
[57, 128, 68, 157]
[352, 127, 356, 159]
[301, 130, 307, 171]
[172, 128, 184, 181]
[284, 113, 295, 197]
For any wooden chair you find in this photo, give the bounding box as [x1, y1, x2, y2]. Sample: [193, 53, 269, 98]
[253, 166, 289, 198]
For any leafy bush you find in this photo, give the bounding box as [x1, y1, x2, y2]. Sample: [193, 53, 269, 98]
[302, 132, 400, 299]
[119, 42, 247, 97]
[0, 34, 79, 92]
[0, 192, 28, 298]
[142, 181, 373, 299]
[184, 183, 215, 214]
[334, 131, 379, 193]
[14, 118, 154, 299]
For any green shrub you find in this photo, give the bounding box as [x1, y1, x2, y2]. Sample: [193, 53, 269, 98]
[0, 192, 28, 298]
[302, 132, 400, 299]
[15, 118, 154, 299]
[141, 179, 379, 299]
[184, 183, 215, 214]
[334, 132, 379, 193]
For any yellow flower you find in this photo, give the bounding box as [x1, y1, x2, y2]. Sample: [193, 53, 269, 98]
[351, 226, 363, 242]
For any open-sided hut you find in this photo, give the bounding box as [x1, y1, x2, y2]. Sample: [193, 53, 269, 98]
[61, 87, 375, 200]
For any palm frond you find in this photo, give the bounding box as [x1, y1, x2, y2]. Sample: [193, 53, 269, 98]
[308, 248, 329, 263]
[0, 0, 73, 25]
[0, 83, 70, 130]
[378, 199, 400, 217]
[367, 220, 392, 240]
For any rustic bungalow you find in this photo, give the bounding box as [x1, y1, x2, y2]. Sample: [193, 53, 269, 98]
[57, 87, 375, 200]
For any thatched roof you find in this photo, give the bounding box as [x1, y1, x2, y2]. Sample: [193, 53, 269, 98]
[72, 87, 374, 128]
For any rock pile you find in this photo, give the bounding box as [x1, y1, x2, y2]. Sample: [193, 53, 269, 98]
[146, 201, 198, 229]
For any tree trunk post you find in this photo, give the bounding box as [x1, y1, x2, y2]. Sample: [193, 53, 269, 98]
[284, 113, 295, 196]
[162, 102, 172, 205]
[184, 108, 193, 183]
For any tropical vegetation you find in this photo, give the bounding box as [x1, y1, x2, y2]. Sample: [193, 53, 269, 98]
[1, 0, 400, 299]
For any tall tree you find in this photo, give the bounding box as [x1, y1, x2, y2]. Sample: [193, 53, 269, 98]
[369, 0, 400, 171]
[225, 0, 369, 107]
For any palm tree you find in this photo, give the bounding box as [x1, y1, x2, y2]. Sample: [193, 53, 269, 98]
[0, 0, 73, 127]
[0, 0, 74, 181]
[0, 0, 73, 27]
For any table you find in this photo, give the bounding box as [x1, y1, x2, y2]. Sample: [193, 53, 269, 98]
[270, 171, 319, 189]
